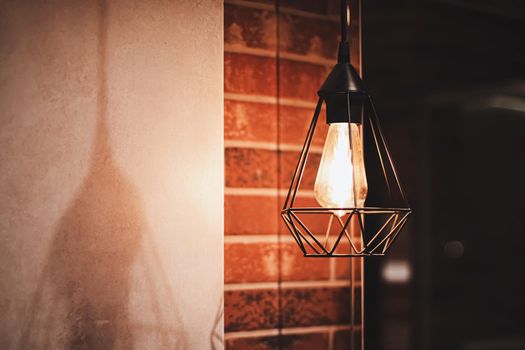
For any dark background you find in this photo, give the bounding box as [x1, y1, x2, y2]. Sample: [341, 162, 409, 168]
[362, 1, 525, 349]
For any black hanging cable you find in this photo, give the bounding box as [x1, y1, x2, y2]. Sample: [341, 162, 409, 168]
[340, 0, 348, 42]
[338, 0, 350, 63]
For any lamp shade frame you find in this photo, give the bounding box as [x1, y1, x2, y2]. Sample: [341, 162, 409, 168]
[281, 78, 412, 257]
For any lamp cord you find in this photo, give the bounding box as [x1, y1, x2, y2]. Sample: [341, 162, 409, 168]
[340, 0, 348, 42]
[338, 0, 351, 63]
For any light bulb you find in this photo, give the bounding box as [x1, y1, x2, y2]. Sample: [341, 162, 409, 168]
[314, 122, 368, 216]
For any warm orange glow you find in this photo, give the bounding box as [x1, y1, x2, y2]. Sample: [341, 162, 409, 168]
[314, 123, 367, 216]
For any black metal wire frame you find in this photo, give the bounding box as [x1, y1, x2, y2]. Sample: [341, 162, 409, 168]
[281, 94, 412, 257]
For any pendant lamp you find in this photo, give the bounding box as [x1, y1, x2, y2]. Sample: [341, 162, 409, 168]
[281, 0, 411, 257]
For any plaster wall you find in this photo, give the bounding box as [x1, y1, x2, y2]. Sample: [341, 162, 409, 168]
[0, 0, 224, 348]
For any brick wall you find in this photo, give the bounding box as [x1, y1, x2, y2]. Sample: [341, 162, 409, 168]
[224, 1, 363, 349]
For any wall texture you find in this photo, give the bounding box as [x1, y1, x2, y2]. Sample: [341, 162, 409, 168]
[224, 1, 362, 349]
[0, 0, 223, 349]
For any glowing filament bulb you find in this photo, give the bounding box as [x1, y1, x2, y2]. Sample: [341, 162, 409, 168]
[314, 123, 368, 216]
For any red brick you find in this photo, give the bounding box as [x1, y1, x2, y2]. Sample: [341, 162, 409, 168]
[279, 150, 320, 191]
[279, 104, 328, 147]
[225, 52, 276, 96]
[225, 332, 328, 350]
[225, 287, 352, 332]
[226, 148, 278, 188]
[334, 329, 363, 350]
[279, 59, 327, 102]
[225, 147, 321, 190]
[225, 242, 329, 283]
[225, 4, 276, 50]
[225, 100, 277, 142]
[225, 289, 279, 332]
[279, 13, 338, 60]
[225, 195, 278, 235]
[282, 287, 352, 327]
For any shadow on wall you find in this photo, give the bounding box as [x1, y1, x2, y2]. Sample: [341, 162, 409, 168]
[210, 295, 224, 350]
[17, 1, 188, 349]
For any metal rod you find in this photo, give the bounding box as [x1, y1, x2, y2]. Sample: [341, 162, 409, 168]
[282, 212, 306, 254]
[331, 211, 356, 254]
[367, 213, 396, 247]
[283, 98, 323, 209]
[369, 98, 409, 205]
[324, 215, 334, 250]
[336, 214, 361, 254]
[382, 213, 399, 253]
[287, 207, 411, 212]
[290, 211, 330, 254]
[383, 215, 410, 252]
[369, 212, 411, 253]
[288, 212, 321, 255]
[367, 100, 393, 197]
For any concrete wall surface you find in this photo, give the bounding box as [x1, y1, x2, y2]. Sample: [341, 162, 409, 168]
[0, 0, 224, 349]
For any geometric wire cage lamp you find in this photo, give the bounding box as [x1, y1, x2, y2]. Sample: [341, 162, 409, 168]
[281, 0, 411, 257]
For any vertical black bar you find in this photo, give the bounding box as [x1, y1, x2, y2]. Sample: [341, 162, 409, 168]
[369, 98, 409, 205]
[366, 97, 392, 197]
[283, 98, 323, 209]
[275, 1, 283, 348]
